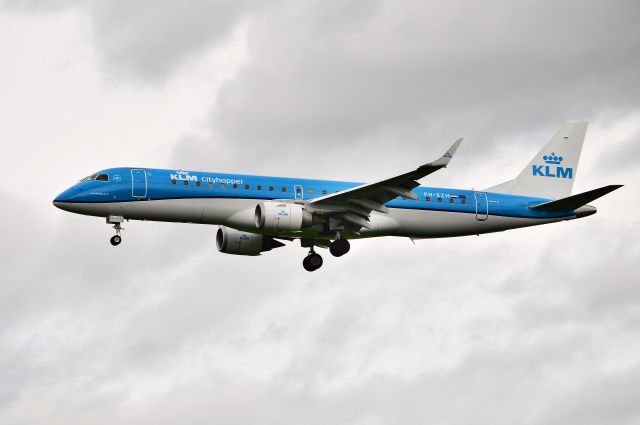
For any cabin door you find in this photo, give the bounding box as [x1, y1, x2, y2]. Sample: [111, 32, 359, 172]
[131, 169, 147, 198]
[294, 185, 304, 200]
[474, 192, 488, 221]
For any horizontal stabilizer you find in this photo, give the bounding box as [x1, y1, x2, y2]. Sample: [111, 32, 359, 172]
[530, 185, 623, 212]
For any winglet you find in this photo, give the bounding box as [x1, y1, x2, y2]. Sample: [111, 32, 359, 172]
[427, 138, 463, 168]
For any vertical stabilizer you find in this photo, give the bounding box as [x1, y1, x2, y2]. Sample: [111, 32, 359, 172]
[485, 121, 587, 199]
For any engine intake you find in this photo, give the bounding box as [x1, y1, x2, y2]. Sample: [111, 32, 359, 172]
[216, 226, 284, 256]
[255, 201, 313, 232]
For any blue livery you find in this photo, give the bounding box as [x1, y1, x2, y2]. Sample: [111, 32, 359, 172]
[53, 121, 622, 271]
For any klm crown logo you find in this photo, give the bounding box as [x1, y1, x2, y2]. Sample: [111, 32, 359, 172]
[532, 152, 573, 179]
[543, 153, 563, 164]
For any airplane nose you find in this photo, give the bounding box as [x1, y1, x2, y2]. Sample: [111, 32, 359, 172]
[53, 187, 76, 209]
[53, 196, 66, 210]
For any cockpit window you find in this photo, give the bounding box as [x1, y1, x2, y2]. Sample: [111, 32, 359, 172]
[80, 173, 97, 182]
[95, 174, 109, 182]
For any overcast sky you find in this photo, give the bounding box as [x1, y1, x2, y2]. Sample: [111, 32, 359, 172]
[1, 1, 639, 424]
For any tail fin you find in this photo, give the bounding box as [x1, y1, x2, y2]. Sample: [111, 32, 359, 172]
[485, 121, 588, 199]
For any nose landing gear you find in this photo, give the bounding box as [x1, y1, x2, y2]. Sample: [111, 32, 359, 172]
[110, 234, 122, 246]
[107, 215, 124, 246]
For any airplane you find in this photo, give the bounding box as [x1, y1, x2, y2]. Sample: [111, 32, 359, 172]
[53, 121, 622, 271]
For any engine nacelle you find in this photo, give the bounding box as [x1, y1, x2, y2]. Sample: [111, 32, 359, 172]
[254, 201, 313, 232]
[216, 226, 284, 256]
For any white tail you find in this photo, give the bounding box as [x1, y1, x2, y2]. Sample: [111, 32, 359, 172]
[485, 121, 588, 199]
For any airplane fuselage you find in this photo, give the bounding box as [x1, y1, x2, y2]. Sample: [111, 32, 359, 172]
[52, 122, 620, 272]
[53, 167, 587, 240]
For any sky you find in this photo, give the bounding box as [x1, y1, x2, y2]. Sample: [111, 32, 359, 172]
[0, 1, 639, 424]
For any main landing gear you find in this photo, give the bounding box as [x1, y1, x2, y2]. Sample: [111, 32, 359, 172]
[303, 249, 323, 272]
[329, 238, 350, 257]
[107, 215, 124, 246]
[301, 236, 352, 271]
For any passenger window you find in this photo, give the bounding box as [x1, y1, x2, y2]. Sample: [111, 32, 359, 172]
[269, 186, 274, 192]
[425, 196, 430, 202]
[96, 174, 109, 182]
[282, 187, 287, 192]
[322, 189, 328, 195]
[232, 183, 238, 189]
[245, 184, 250, 190]
[184, 181, 189, 186]
[461, 199, 467, 204]
[437, 197, 442, 202]
[308, 188, 316, 194]
[449, 198, 455, 203]
[208, 182, 213, 188]
[196, 181, 201, 187]
[172, 180, 177, 185]
[220, 183, 226, 188]
[257, 185, 262, 191]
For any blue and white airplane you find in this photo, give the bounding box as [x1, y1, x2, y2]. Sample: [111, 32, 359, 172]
[53, 121, 621, 271]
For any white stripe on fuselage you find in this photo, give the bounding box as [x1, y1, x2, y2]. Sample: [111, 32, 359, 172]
[53, 197, 569, 240]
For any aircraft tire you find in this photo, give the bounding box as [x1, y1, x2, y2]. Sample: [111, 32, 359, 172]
[330, 239, 350, 257]
[303, 253, 323, 271]
[110, 235, 122, 246]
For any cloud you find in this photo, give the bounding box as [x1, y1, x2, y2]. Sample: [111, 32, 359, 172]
[2, 0, 256, 82]
[0, 0, 77, 14]
[0, 1, 639, 424]
[87, 0, 257, 81]
[205, 0, 640, 165]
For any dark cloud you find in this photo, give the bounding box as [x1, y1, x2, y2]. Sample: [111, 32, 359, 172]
[87, 0, 257, 81]
[6, 0, 638, 171]
[196, 0, 640, 170]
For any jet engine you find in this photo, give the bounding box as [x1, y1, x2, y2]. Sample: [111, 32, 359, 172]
[216, 226, 284, 256]
[254, 201, 314, 232]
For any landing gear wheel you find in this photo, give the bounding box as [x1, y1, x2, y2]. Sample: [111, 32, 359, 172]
[302, 256, 313, 271]
[330, 238, 350, 257]
[303, 253, 323, 271]
[110, 235, 122, 246]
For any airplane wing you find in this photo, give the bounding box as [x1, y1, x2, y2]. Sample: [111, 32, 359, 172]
[307, 138, 463, 229]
